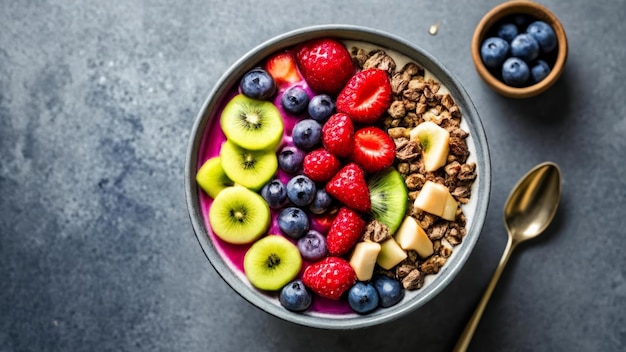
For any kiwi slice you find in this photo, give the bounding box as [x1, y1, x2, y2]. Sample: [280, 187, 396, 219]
[244, 235, 302, 291]
[208, 186, 270, 244]
[220, 94, 284, 151]
[220, 140, 278, 191]
[368, 167, 408, 234]
[196, 156, 234, 198]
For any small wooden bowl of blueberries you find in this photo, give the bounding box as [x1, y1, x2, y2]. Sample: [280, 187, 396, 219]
[471, 0, 568, 98]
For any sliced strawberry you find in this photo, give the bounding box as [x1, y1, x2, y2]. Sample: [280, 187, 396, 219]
[326, 207, 367, 256]
[325, 163, 370, 213]
[295, 38, 355, 94]
[351, 127, 396, 173]
[302, 256, 357, 300]
[322, 112, 355, 158]
[302, 148, 341, 183]
[265, 51, 303, 86]
[336, 68, 392, 124]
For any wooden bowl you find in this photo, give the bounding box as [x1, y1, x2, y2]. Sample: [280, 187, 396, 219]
[471, 0, 568, 98]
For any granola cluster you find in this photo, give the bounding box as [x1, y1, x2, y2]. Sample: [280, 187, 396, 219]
[350, 46, 478, 290]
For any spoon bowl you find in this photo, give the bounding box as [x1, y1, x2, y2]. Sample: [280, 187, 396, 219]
[504, 163, 562, 243]
[454, 162, 561, 351]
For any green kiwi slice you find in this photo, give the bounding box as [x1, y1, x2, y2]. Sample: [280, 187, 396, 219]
[243, 235, 302, 291]
[208, 186, 270, 245]
[220, 94, 284, 151]
[196, 156, 234, 199]
[220, 140, 278, 191]
[368, 167, 409, 234]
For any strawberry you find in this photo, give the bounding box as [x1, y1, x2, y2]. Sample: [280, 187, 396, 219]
[302, 148, 341, 182]
[265, 51, 303, 86]
[302, 256, 357, 300]
[351, 127, 396, 173]
[336, 68, 392, 124]
[325, 163, 371, 213]
[322, 112, 355, 158]
[326, 207, 367, 256]
[295, 38, 355, 94]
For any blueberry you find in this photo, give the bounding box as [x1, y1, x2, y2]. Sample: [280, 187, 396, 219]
[510, 33, 540, 62]
[309, 189, 333, 215]
[373, 276, 404, 308]
[278, 207, 309, 239]
[530, 60, 551, 83]
[240, 68, 275, 100]
[281, 86, 309, 114]
[279, 280, 312, 312]
[526, 21, 557, 53]
[278, 146, 305, 174]
[260, 179, 288, 209]
[480, 37, 510, 69]
[502, 57, 530, 87]
[307, 94, 335, 123]
[348, 282, 379, 314]
[297, 230, 328, 261]
[286, 175, 316, 207]
[496, 22, 519, 43]
[512, 14, 533, 31]
[292, 119, 322, 151]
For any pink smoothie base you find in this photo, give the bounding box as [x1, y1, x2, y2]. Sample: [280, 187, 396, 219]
[196, 65, 354, 314]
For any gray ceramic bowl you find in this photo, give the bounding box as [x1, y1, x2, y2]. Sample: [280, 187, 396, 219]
[185, 25, 491, 329]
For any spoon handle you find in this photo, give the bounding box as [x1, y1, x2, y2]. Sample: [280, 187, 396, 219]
[453, 236, 516, 352]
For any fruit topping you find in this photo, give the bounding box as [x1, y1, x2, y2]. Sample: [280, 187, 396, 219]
[278, 206, 309, 239]
[239, 68, 276, 100]
[243, 235, 302, 291]
[277, 145, 305, 174]
[336, 68, 392, 124]
[265, 51, 303, 87]
[351, 127, 396, 173]
[291, 118, 322, 151]
[480, 37, 510, 69]
[321, 112, 354, 158]
[325, 163, 371, 213]
[302, 256, 357, 300]
[307, 94, 336, 123]
[196, 156, 233, 199]
[376, 238, 407, 270]
[219, 140, 278, 191]
[302, 148, 341, 183]
[348, 282, 379, 314]
[296, 230, 328, 262]
[502, 57, 530, 87]
[412, 180, 458, 221]
[367, 167, 408, 234]
[349, 241, 382, 281]
[286, 175, 317, 207]
[279, 280, 312, 312]
[295, 38, 355, 94]
[281, 86, 309, 114]
[209, 186, 271, 245]
[260, 179, 288, 209]
[373, 275, 405, 308]
[526, 21, 557, 53]
[409, 121, 450, 172]
[220, 94, 284, 151]
[326, 207, 367, 256]
[394, 216, 434, 258]
[510, 33, 540, 62]
[308, 189, 333, 215]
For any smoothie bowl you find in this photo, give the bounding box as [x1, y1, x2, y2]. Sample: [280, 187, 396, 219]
[185, 25, 491, 329]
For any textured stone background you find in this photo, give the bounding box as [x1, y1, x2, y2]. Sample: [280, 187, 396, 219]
[1, 1, 624, 351]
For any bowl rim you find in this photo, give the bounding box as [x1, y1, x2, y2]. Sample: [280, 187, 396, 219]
[471, 0, 568, 98]
[185, 24, 491, 329]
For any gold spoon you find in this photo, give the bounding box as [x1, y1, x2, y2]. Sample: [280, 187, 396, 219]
[453, 162, 562, 352]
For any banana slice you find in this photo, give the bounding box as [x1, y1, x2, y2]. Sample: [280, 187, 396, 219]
[349, 241, 382, 281]
[413, 181, 458, 221]
[394, 216, 434, 258]
[409, 121, 450, 172]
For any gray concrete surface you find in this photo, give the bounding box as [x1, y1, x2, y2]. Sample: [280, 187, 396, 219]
[1, 1, 624, 351]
